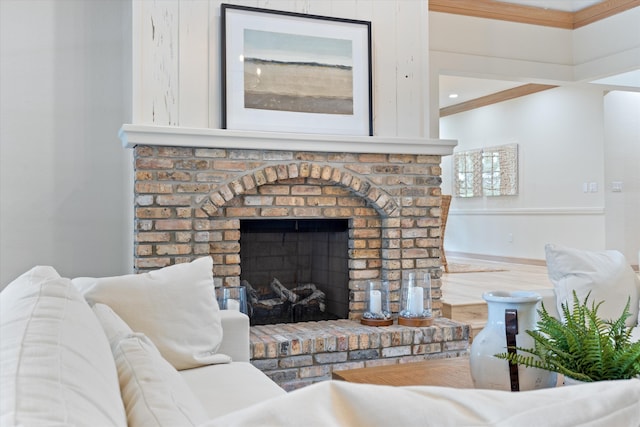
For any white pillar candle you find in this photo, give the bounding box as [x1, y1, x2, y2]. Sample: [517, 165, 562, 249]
[409, 287, 424, 315]
[369, 289, 382, 314]
[227, 298, 240, 311]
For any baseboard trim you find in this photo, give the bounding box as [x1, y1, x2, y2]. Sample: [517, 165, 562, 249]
[446, 251, 547, 266]
[449, 207, 604, 216]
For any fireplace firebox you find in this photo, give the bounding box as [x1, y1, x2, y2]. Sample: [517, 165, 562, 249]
[240, 219, 348, 325]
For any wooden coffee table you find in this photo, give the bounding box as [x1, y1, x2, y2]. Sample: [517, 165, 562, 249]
[332, 357, 473, 388]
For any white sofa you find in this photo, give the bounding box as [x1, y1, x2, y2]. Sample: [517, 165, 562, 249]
[2, 254, 639, 427]
[1, 262, 285, 426]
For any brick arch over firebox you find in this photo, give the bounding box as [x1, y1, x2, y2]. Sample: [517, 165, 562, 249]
[198, 162, 400, 218]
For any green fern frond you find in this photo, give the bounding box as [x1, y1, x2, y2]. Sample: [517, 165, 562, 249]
[494, 290, 640, 382]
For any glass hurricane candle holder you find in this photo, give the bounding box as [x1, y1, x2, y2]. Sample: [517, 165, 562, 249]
[216, 286, 248, 314]
[361, 280, 393, 326]
[398, 272, 433, 327]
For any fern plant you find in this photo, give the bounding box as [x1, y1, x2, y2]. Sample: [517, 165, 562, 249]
[495, 291, 640, 382]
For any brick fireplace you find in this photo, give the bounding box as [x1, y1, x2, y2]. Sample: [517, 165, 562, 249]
[122, 126, 468, 390]
[120, 0, 467, 390]
[130, 130, 449, 321]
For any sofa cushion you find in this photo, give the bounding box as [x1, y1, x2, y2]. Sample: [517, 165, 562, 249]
[93, 302, 134, 343]
[202, 379, 640, 427]
[73, 256, 230, 370]
[113, 334, 210, 427]
[0, 266, 127, 426]
[545, 244, 640, 326]
[180, 362, 286, 419]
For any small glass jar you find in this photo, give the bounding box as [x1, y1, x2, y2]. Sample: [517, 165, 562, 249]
[398, 272, 433, 326]
[361, 280, 393, 326]
[217, 286, 248, 314]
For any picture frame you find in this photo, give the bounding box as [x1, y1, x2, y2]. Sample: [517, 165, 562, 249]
[221, 3, 373, 136]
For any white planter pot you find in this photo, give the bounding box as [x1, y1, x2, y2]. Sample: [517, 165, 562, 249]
[470, 290, 557, 391]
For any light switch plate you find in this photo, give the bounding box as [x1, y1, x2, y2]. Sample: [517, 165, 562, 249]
[612, 181, 623, 192]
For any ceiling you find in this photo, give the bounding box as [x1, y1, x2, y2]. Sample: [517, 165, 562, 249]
[437, 0, 640, 110]
[439, 76, 524, 109]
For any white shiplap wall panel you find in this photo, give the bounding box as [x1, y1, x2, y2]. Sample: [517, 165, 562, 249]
[395, 0, 426, 138]
[209, 1, 222, 129]
[179, 0, 210, 128]
[300, 0, 327, 15]
[371, 0, 398, 136]
[140, 0, 179, 125]
[332, 0, 357, 19]
[134, 0, 431, 138]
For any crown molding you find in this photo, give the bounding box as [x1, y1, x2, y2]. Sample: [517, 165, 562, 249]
[429, 0, 640, 29]
[573, 0, 640, 28]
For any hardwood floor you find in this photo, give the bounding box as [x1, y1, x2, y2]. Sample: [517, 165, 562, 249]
[440, 256, 640, 339]
[440, 257, 553, 337]
[441, 257, 552, 305]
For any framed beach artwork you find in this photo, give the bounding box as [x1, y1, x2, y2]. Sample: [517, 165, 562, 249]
[221, 4, 373, 136]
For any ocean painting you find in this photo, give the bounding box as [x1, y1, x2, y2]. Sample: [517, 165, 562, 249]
[243, 29, 354, 115]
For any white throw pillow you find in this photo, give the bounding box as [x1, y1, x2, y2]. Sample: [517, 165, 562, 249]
[0, 266, 127, 426]
[73, 256, 230, 370]
[93, 303, 135, 344]
[113, 334, 210, 427]
[545, 243, 640, 327]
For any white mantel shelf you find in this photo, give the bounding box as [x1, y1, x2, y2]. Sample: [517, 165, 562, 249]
[119, 125, 457, 156]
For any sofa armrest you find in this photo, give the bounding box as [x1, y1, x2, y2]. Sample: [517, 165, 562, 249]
[217, 310, 250, 362]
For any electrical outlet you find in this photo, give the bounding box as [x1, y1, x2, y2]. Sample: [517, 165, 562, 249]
[508, 233, 513, 243]
[589, 182, 598, 193]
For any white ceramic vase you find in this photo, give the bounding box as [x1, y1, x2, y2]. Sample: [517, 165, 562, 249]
[562, 376, 585, 386]
[470, 290, 557, 391]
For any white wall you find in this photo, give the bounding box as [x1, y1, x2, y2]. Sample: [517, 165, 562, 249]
[0, 0, 132, 287]
[441, 86, 640, 264]
[441, 86, 605, 259]
[433, 7, 640, 265]
[572, 8, 640, 82]
[603, 91, 640, 261]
